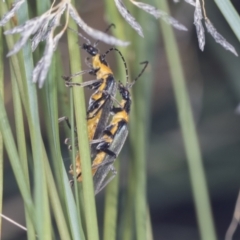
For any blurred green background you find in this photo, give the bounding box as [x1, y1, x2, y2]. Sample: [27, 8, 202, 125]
[1, 0, 240, 239]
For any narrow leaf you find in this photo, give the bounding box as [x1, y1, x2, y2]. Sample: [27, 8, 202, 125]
[0, 27, 3, 238]
[214, 0, 240, 43]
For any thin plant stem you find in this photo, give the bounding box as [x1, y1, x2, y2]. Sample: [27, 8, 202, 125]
[103, 161, 120, 240]
[103, 1, 134, 240]
[67, 1, 99, 239]
[124, 3, 156, 240]
[12, 2, 52, 238]
[103, 2, 129, 240]
[146, 206, 153, 240]
[104, 2, 156, 240]
[11, 65, 35, 239]
[156, 1, 217, 240]
[0, 27, 3, 239]
[36, 0, 67, 209]
[42, 148, 72, 240]
[0, 93, 35, 221]
[214, 0, 240, 42]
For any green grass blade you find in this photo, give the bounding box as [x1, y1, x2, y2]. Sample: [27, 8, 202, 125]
[16, 2, 51, 239]
[40, 55, 75, 240]
[11, 66, 35, 239]
[69, 87, 85, 239]
[0, 4, 38, 230]
[0, 27, 4, 238]
[67, 4, 99, 240]
[146, 206, 153, 240]
[128, 22, 154, 240]
[57, 49, 70, 120]
[129, 73, 149, 240]
[132, 7, 159, 238]
[34, 1, 80, 239]
[156, 1, 217, 240]
[40, 54, 65, 197]
[43, 151, 72, 240]
[103, 161, 120, 240]
[214, 0, 240, 42]
[104, 2, 156, 240]
[41, 54, 83, 240]
[0, 3, 28, 108]
[0, 93, 35, 218]
[103, 2, 133, 239]
[62, 169, 85, 240]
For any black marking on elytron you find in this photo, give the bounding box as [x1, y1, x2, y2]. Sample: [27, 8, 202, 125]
[96, 141, 116, 158]
[90, 76, 117, 159]
[87, 76, 116, 119]
[114, 120, 127, 136]
[87, 98, 104, 119]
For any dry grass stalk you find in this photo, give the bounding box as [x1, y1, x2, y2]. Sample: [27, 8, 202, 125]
[184, 0, 238, 56]
[0, 0, 129, 87]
